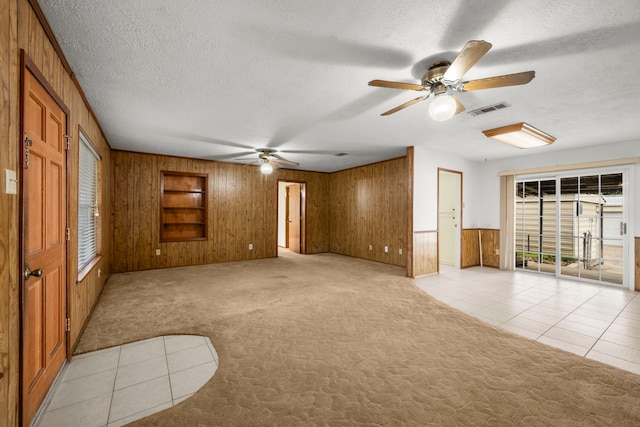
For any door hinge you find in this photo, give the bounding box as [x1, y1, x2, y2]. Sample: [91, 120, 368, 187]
[24, 134, 33, 169]
[65, 318, 71, 332]
[64, 134, 70, 150]
[66, 228, 71, 241]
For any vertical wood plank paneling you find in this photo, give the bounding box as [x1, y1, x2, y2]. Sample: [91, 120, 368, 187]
[2, 1, 114, 423]
[413, 231, 438, 276]
[0, 0, 17, 422]
[329, 157, 407, 268]
[461, 228, 500, 268]
[481, 229, 500, 268]
[461, 229, 481, 268]
[406, 147, 414, 277]
[111, 152, 331, 272]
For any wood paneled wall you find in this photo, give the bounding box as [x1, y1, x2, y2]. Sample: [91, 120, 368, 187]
[1, 0, 113, 424]
[414, 231, 438, 276]
[461, 228, 500, 268]
[461, 229, 481, 268]
[111, 151, 330, 272]
[329, 157, 408, 267]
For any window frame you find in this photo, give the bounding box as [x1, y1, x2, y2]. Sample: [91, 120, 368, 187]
[77, 128, 102, 281]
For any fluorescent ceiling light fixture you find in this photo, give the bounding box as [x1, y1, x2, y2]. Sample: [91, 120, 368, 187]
[482, 122, 556, 148]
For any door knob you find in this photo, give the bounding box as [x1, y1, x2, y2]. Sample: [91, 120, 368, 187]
[24, 267, 43, 280]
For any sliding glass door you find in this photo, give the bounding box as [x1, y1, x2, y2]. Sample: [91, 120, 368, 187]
[516, 170, 627, 286]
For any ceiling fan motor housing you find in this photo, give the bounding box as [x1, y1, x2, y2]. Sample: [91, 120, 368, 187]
[423, 61, 451, 87]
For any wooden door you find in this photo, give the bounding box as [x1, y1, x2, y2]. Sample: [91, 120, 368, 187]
[287, 184, 301, 253]
[21, 68, 67, 425]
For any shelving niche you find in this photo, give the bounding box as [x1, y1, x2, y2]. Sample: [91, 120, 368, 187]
[160, 171, 208, 242]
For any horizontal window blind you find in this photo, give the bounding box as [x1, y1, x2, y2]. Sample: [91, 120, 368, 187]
[78, 132, 99, 271]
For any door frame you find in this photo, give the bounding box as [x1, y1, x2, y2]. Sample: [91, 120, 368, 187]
[277, 179, 307, 254]
[18, 50, 71, 424]
[515, 165, 633, 289]
[437, 168, 463, 268]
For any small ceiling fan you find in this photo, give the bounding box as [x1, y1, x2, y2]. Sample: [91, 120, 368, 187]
[240, 149, 300, 174]
[369, 40, 535, 121]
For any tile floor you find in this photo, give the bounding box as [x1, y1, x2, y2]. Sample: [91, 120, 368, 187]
[35, 335, 218, 427]
[415, 266, 640, 375]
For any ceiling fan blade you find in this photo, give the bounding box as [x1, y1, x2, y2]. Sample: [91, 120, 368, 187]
[241, 160, 261, 166]
[381, 96, 427, 116]
[461, 71, 535, 91]
[369, 80, 425, 91]
[452, 95, 466, 115]
[271, 155, 300, 166]
[443, 40, 492, 82]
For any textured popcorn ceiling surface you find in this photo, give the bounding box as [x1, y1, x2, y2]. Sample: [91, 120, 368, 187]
[39, 0, 640, 172]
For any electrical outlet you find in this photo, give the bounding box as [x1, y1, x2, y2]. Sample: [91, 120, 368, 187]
[249, 243, 253, 250]
[398, 248, 402, 255]
[368, 244, 372, 251]
[384, 246, 388, 253]
[156, 249, 161, 256]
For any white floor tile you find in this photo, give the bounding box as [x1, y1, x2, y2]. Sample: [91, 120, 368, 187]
[62, 347, 120, 382]
[537, 335, 590, 357]
[586, 351, 640, 375]
[114, 354, 168, 390]
[118, 338, 166, 367]
[170, 360, 217, 399]
[35, 335, 219, 427]
[499, 324, 541, 340]
[541, 327, 598, 349]
[591, 340, 640, 364]
[167, 344, 215, 373]
[164, 335, 207, 354]
[501, 316, 552, 335]
[107, 402, 172, 427]
[39, 394, 111, 427]
[47, 369, 116, 411]
[109, 376, 172, 422]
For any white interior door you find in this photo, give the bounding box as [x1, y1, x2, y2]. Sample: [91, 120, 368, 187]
[439, 170, 461, 268]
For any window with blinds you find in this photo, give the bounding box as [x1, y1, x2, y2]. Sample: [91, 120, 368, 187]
[78, 131, 100, 272]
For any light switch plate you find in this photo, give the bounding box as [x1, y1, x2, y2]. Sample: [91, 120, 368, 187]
[5, 169, 17, 194]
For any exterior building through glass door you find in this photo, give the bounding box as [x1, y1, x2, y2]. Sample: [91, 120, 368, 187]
[516, 171, 626, 286]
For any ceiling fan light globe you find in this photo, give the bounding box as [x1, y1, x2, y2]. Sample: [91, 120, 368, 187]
[429, 94, 457, 121]
[260, 162, 273, 174]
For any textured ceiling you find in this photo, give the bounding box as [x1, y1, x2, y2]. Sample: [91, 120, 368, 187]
[38, 0, 640, 172]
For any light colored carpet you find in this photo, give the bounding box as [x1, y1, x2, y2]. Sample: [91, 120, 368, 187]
[76, 252, 640, 426]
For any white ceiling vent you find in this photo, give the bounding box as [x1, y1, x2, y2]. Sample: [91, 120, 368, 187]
[467, 102, 511, 117]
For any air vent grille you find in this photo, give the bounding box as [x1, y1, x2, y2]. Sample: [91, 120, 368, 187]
[467, 102, 511, 117]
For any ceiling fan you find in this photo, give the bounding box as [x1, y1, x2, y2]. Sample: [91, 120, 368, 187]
[240, 149, 300, 174]
[369, 40, 535, 121]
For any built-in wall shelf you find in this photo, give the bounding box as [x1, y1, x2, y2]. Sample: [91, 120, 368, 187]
[160, 171, 208, 242]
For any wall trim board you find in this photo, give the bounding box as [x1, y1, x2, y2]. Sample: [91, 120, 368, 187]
[499, 157, 640, 177]
[406, 147, 414, 277]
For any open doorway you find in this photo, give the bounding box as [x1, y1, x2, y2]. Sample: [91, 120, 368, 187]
[277, 181, 306, 254]
[438, 169, 462, 268]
